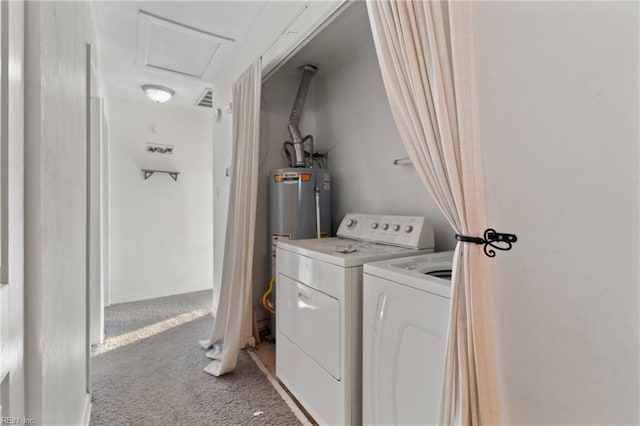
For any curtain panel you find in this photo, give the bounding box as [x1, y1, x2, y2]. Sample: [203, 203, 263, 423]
[366, 2, 500, 424]
[200, 58, 262, 377]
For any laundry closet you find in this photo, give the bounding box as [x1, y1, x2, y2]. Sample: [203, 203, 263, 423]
[242, 1, 640, 424]
[249, 2, 456, 424]
[253, 1, 453, 335]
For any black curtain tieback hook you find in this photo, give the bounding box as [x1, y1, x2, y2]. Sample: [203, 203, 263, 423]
[456, 229, 518, 258]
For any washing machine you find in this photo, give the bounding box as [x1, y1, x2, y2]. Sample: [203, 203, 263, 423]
[362, 250, 454, 426]
[276, 213, 435, 426]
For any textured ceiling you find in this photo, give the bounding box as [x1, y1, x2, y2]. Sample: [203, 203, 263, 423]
[274, 1, 371, 79]
[92, 1, 369, 109]
[91, 1, 267, 108]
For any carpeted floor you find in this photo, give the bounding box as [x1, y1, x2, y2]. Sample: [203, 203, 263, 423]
[102, 290, 214, 339]
[90, 290, 301, 426]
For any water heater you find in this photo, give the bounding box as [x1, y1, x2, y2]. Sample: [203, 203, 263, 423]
[262, 64, 329, 331]
[269, 168, 331, 275]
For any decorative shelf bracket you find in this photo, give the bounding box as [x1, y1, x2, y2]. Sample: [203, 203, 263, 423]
[142, 169, 180, 181]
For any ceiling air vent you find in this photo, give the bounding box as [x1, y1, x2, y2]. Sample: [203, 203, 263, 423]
[196, 89, 213, 108]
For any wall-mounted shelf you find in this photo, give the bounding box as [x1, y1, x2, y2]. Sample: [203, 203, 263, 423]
[142, 169, 180, 181]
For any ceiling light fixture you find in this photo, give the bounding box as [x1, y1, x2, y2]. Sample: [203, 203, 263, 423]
[141, 84, 174, 103]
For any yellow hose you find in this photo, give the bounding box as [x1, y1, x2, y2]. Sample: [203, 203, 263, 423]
[262, 276, 277, 314]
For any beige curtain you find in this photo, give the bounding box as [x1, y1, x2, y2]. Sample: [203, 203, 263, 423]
[200, 58, 261, 376]
[366, 2, 500, 424]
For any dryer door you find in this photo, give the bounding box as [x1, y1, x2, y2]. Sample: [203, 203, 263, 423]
[363, 274, 450, 426]
[278, 274, 341, 379]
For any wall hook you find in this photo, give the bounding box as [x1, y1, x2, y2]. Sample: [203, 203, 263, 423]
[392, 157, 413, 166]
[456, 229, 518, 258]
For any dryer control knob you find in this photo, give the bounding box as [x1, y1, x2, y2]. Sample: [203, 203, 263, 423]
[404, 225, 413, 233]
[382, 223, 389, 230]
[393, 224, 400, 232]
[346, 219, 357, 228]
[371, 223, 379, 229]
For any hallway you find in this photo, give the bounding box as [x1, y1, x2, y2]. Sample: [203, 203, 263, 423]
[2, 2, 638, 424]
[90, 291, 300, 425]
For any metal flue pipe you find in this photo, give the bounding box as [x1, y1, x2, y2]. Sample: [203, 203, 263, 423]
[287, 65, 317, 167]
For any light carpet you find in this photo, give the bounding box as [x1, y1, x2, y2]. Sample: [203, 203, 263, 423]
[90, 291, 301, 425]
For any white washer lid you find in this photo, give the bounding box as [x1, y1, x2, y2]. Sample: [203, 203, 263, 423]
[363, 251, 455, 298]
[277, 237, 432, 268]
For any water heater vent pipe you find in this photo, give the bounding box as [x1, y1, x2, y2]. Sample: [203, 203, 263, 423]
[287, 65, 317, 167]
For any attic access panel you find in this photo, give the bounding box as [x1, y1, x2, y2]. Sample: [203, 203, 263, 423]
[137, 10, 235, 79]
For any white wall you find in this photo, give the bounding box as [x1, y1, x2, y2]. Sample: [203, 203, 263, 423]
[474, 2, 639, 424]
[24, 2, 94, 423]
[89, 96, 103, 344]
[313, 41, 454, 249]
[108, 96, 213, 304]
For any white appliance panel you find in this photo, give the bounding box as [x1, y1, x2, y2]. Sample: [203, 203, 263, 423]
[278, 274, 341, 379]
[362, 252, 453, 426]
[277, 237, 432, 268]
[277, 246, 347, 299]
[337, 213, 434, 249]
[363, 250, 454, 297]
[277, 333, 344, 426]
